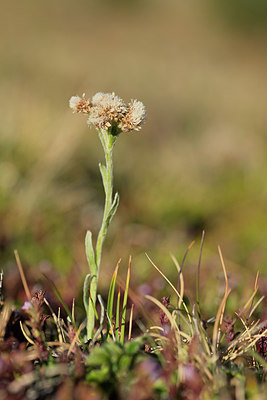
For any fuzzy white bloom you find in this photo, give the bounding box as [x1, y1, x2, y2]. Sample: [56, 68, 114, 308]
[87, 112, 111, 129]
[128, 100, 146, 127]
[70, 91, 146, 133]
[69, 96, 82, 110]
[119, 99, 146, 132]
[88, 92, 127, 130]
[91, 92, 106, 104]
[92, 92, 126, 110]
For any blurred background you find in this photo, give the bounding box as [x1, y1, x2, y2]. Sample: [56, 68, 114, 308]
[1, 0, 266, 314]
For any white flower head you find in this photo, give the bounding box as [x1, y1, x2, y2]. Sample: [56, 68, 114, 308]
[69, 96, 82, 110]
[88, 92, 127, 130]
[69, 94, 91, 113]
[70, 91, 146, 133]
[120, 99, 146, 132]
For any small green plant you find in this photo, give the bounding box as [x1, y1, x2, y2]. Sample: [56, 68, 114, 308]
[69, 92, 146, 340]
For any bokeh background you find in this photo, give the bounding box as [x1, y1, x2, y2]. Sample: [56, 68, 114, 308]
[1, 0, 267, 314]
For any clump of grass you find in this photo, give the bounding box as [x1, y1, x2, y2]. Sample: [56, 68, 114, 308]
[144, 238, 267, 399]
[1, 237, 266, 399]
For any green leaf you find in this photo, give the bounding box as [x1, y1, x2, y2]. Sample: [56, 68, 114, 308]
[89, 291, 100, 323]
[107, 259, 121, 337]
[83, 273, 91, 313]
[115, 288, 121, 342]
[86, 366, 109, 383]
[125, 340, 140, 356]
[106, 192, 119, 226]
[120, 257, 131, 344]
[86, 347, 108, 367]
[118, 355, 131, 371]
[85, 230, 97, 273]
[99, 162, 107, 190]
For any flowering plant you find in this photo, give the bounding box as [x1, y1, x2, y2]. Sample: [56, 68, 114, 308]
[69, 92, 146, 340]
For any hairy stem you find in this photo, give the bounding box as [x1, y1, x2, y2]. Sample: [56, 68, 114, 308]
[95, 132, 114, 268]
[86, 129, 117, 340]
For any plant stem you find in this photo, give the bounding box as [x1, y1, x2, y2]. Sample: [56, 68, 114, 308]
[95, 131, 114, 268]
[86, 129, 117, 340]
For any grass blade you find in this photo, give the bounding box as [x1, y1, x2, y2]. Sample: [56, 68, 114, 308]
[43, 274, 78, 333]
[107, 259, 121, 337]
[128, 304, 134, 341]
[120, 256, 131, 344]
[146, 253, 191, 323]
[115, 288, 121, 341]
[14, 250, 31, 301]
[196, 231, 205, 318]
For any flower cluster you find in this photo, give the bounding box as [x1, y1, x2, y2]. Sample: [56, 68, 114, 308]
[69, 92, 146, 133]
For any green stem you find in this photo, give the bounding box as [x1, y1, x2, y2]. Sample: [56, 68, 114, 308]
[95, 132, 114, 268]
[86, 129, 117, 340]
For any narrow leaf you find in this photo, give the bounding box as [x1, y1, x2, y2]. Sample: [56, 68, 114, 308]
[106, 192, 119, 226]
[99, 162, 107, 191]
[83, 274, 91, 313]
[107, 259, 121, 337]
[89, 291, 100, 324]
[120, 256, 131, 344]
[85, 230, 97, 273]
[43, 274, 78, 333]
[115, 288, 121, 341]
[93, 295, 105, 343]
[128, 304, 134, 341]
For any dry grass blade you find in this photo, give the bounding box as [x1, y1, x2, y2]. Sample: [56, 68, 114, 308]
[212, 289, 231, 354]
[248, 295, 265, 319]
[14, 250, 31, 301]
[58, 307, 66, 342]
[19, 321, 35, 345]
[221, 271, 261, 344]
[211, 246, 231, 353]
[242, 271, 259, 318]
[149, 332, 170, 342]
[174, 240, 195, 304]
[170, 254, 185, 312]
[229, 328, 267, 362]
[145, 294, 192, 348]
[149, 326, 165, 332]
[128, 303, 134, 341]
[0, 305, 12, 338]
[225, 319, 261, 354]
[194, 353, 213, 381]
[67, 321, 86, 356]
[44, 298, 63, 344]
[192, 305, 211, 356]
[72, 298, 75, 323]
[218, 246, 228, 324]
[146, 253, 191, 323]
[196, 231, 205, 317]
[212, 249, 231, 354]
[0, 269, 3, 306]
